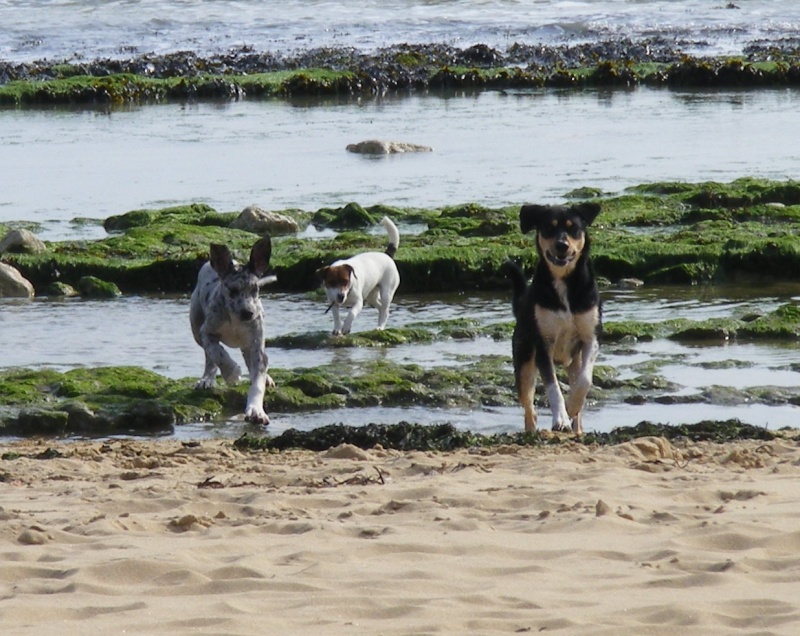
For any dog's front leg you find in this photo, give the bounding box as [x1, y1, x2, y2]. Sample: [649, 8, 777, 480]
[330, 304, 344, 336]
[198, 334, 241, 387]
[341, 298, 364, 335]
[241, 345, 272, 424]
[536, 347, 570, 432]
[566, 337, 599, 435]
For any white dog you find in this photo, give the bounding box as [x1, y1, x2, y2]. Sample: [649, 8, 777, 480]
[316, 216, 400, 335]
[190, 237, 275, 424]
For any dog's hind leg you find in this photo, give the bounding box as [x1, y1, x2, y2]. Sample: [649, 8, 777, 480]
[196, 336, 242, 388]
[374, 287, 396, 330]
[516, 358, 539, 432]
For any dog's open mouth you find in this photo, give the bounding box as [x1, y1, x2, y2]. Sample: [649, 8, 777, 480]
[545, 250, 576, 268]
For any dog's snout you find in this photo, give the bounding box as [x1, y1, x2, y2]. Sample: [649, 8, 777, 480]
[336, 292, 346, 303]
[555, 239, 570, 255]
[240, 309, 254, 321]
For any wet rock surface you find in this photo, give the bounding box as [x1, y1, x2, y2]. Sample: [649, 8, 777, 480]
[3, 39, 800, 103]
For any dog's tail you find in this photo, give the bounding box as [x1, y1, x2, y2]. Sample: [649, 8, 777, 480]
[502, 259, 528, 318]
[381, 216, 400, 259]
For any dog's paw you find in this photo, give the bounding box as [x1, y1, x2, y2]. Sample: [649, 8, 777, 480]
[244, 405, 269, 425]
[222, 365, 242, 385]
[265, 373, 276, 388]
[551, 410, 572, 432]
[195, 377, 216, 390]
[332, 329, 343, 336]
[571, 414, 584, 436]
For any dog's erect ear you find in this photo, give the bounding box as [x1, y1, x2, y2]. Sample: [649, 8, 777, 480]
[248, 236, 272, 277]
[209, 243, 234, 277]
[573, 202, 601, 226]
[519, 204, 551, 234]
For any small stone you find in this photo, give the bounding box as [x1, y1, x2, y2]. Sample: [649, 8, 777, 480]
[595, 500, 612, 517]
[18, 527, 51, 545]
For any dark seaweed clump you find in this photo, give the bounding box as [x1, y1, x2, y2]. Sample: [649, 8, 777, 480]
[234, 418, 778, 453]
[581, 419, 777, 445]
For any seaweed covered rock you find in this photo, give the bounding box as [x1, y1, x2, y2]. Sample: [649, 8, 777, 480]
[426, 203, 516, 237]
[104, 203, 228, 232]
[0, 366, 229, 436]
[77, 275, 122, 298]
[4, 178, 800, 295]
[312, 202, 375, 229]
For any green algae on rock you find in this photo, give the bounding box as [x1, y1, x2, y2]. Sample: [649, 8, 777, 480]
[5, 46, 800, 106]
[5, 178, 800, 294]
[76, 275, 122, 298]
[0, 367, 218, 436]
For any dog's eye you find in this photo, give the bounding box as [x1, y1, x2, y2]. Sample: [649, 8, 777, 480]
[540, 226, 557, 238]
[228, 286, 240, 297]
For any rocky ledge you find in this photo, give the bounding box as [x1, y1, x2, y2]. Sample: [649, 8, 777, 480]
[2, 39, 800, 105]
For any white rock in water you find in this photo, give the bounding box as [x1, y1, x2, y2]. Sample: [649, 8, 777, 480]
[346, 140, 433, 154]
[231, 205, 299, 235]
[0, 262, 35, 298]
[0, 228, 46, 255]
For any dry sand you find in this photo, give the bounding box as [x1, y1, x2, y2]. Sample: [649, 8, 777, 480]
[1, 434, 800, 635]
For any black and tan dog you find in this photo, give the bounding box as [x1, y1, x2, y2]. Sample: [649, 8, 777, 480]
[507, 202, 602, 434]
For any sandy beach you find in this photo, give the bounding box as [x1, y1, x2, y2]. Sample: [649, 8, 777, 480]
[1, 434, 799, 635]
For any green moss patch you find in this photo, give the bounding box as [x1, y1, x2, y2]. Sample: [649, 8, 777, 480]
[0, 367, 221, 436]
[7, 178, 800, 294]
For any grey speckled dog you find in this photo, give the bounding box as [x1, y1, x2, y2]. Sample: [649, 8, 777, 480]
[190, 237, 275, 424]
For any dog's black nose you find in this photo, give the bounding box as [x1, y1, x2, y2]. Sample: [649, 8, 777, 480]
[555, 240, 569, 255]
[240, 310, 254, 321]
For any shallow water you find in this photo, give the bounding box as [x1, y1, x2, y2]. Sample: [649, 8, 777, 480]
[3, 284, 799, 437]
[3, 87, 800, 240]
